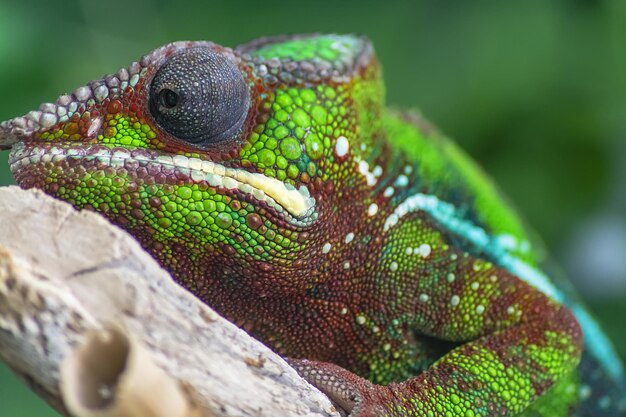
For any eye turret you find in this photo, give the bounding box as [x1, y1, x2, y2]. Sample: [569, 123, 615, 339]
[149, 47, 249, 146]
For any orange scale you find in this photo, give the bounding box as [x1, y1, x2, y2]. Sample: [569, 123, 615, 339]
[107, 99, 123, 114]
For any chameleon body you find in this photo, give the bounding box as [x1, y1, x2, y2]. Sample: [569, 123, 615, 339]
[1, 34, 625, 416]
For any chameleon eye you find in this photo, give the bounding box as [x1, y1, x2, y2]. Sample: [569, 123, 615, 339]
[149, 47, 249, 146]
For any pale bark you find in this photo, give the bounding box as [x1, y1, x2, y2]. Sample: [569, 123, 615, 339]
[0, 186, 339, 417]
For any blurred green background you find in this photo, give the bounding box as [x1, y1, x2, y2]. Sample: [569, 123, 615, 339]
[1, 1, 626, 415]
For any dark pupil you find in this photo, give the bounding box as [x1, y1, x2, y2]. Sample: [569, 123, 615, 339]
[159, 89, 179, 109]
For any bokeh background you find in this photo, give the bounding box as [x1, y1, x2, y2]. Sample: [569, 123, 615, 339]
[1, 1, 625, 415]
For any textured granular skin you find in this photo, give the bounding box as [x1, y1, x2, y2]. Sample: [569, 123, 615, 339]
[2, 34, 625, 416]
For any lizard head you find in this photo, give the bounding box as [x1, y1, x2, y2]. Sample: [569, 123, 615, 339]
[0, 34, 384, 318]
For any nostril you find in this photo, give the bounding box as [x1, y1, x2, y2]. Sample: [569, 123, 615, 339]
[87, 116, 104, 138]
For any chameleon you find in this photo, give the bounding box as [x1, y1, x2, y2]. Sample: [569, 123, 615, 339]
[1, 34, 625, 417]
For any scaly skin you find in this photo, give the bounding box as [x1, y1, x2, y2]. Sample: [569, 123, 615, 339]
[1, 34, 625, 416]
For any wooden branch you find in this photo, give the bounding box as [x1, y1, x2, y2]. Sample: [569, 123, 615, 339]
[0, 186, 339, 417]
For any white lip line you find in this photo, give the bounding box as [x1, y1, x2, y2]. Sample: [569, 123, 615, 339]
[11, 144, 317, 224]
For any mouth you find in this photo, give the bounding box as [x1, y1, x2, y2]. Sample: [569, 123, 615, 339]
[8, 142, 317, 227]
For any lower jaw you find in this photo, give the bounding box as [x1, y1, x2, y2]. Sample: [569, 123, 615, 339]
[10, 141, 312, 265]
